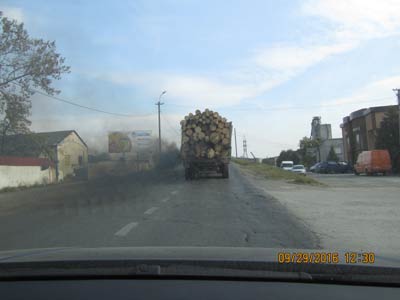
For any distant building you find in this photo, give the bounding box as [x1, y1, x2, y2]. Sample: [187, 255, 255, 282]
[341, 105, 397, 164]
[310, 116, 344, 162]
[319, 138, 344, 162]
[2, 130, 88, 181]
[311, 116, 332, 141]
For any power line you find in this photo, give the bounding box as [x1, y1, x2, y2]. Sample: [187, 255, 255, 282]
[12, 82, 154, 118]
[235, 130, 294, 148]
[12, 81, 394, 116]
[161, 114, 181, 137]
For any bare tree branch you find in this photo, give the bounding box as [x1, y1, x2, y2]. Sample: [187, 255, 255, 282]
[0, 15, 69, 154]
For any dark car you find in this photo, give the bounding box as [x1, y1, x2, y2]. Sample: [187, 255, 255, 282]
[315, 161, 342, 174]
[338, 161, 354, 173]
[309, 162, 320, 172]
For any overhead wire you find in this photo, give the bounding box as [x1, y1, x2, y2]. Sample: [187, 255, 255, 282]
[11, 82, 154, 118]
[234, 130, 294, 148]
[161, 114, 181, 137]
[12, 81, 395, 115]
[11, 82, 395, 131]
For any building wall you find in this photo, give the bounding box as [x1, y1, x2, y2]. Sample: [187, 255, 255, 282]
[341, 105, 397, 164]
[311, 117, 332, 141]
[369, 111, 386, 149]
[341, 124, 350, 162]
[320, 124, 332, 140]
[365, 112, 386, 149]
[351, 117, 368, 152]
[57, 132, 88, 180]
[0, 165, 55, 189]
[319, 139, 344, 162]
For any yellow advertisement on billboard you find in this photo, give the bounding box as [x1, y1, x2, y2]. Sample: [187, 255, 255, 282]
[108, 132, 132, 153]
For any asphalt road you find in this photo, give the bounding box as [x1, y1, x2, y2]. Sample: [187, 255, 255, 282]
[0, 165, 319, 251]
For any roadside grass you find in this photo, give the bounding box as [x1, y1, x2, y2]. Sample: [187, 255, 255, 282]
[232, 158, 324, 186]
[0, 182, 47, 193]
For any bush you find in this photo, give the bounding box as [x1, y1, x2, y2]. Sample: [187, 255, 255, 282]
[262, 157, 276, 166]
[156, 142, 180, 169]
[233, 159, 323, 186]
[88, 152, 111, 163]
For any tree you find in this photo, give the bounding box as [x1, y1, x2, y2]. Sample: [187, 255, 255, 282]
[375, 107, 399, 171]
[157, 140, 180, 169]
[0, 13, 70, 153]
[299, 136, 320, 149]
[276, 149, 300, 166]
[298, 136, 321, 166]
[327, 146, 339, 162]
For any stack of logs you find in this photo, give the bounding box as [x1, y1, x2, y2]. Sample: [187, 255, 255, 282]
[181, 109, 232, 159]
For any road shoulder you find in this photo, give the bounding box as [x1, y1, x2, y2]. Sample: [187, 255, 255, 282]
[234, 163, 400, 256]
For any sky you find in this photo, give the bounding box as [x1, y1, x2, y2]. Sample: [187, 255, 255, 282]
[1, 0, 400, 157]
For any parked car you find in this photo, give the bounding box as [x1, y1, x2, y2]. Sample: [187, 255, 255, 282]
[315, 161, 342, 174]
[280, 161, 293, 171]
[354, 150, 392, 175]
[309, 162, 320, 172]
[291, 164, 306, 175]
[338, 161, 353, 173]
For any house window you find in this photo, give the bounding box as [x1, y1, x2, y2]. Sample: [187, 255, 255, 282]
[79, 155, 83, 166]
[355, 133, 361, 148]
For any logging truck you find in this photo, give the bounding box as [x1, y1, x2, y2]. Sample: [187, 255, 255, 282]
[180, 109, 232, 180]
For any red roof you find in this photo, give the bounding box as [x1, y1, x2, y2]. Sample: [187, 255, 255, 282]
[0, 156, 54, 167]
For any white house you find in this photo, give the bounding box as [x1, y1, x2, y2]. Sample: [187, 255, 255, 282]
[2, 130, 88, 181]
[0, 156, 56, 189]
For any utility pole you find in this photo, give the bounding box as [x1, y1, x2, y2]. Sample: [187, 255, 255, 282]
[156, 91, 166, 153]
[393, 89, 400, 146]
[243, 136, 248, 158]
[234, 128, 238, 158]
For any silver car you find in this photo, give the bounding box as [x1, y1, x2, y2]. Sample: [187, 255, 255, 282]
[291, 164, 306, 175]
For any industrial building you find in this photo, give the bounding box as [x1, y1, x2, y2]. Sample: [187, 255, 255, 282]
[310, 116, 344, 162]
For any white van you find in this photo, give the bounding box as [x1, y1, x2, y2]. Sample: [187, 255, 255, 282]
[280, 161, 294, 171]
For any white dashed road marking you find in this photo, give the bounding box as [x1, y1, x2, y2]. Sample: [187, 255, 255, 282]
[144, 207, 159, 215]
[171, 190, 178, 195]
[161, 197, 170, 203]
[114, 222, 138, 237]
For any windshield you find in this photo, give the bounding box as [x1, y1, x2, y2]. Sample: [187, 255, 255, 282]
[281, 163, 293, 168]
[293, 165, 304, 169]
[0, 0, 400, 272]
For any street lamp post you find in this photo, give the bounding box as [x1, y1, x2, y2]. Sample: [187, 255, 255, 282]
[156, 91, 166, 153]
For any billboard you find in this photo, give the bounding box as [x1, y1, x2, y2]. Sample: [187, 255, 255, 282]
[108, 132, 132, 153]
[108, 131, 153, 153]
[131, 130, 153, 149]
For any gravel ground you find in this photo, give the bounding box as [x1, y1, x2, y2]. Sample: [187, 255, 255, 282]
[238, 167, 400, 256]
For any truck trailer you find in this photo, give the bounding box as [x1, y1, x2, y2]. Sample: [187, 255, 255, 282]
[180, 109, 232, 180]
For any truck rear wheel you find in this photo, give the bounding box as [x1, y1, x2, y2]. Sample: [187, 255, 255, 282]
[222, 164, 229, 178]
